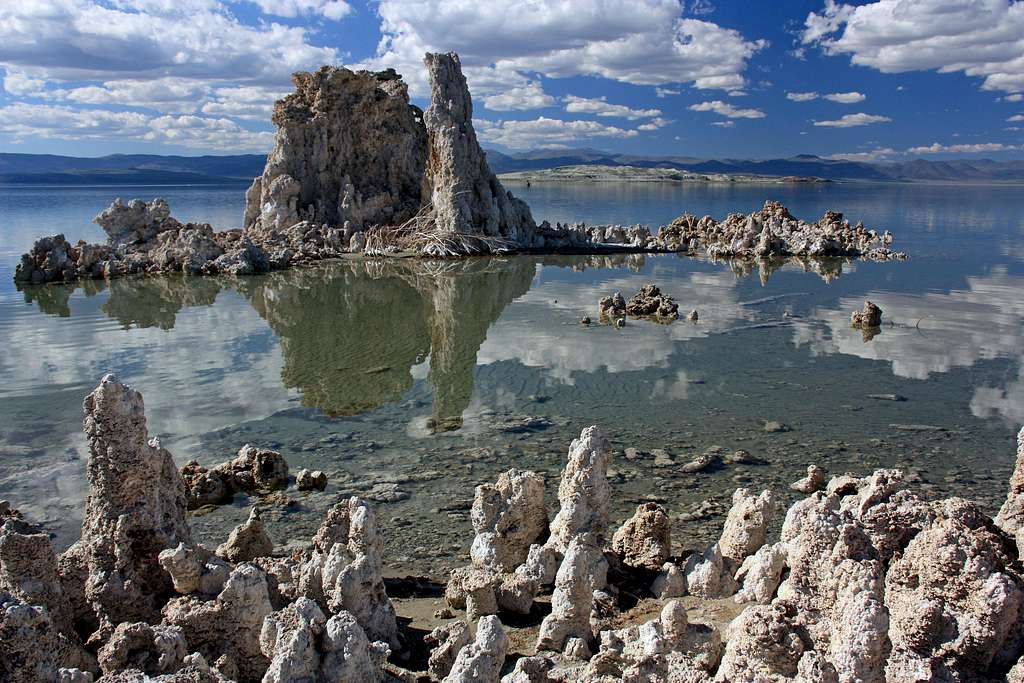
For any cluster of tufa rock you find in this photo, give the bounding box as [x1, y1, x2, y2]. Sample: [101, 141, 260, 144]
[7, 376, 1024, 682]
[15, 53, 906, 287]
[599, 284, 679, 323]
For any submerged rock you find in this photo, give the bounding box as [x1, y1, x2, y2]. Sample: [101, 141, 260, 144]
[625, 284, 679, 320]
[851, 300, 883, 328]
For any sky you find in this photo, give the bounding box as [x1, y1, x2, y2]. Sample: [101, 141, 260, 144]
[0, 0, 1023, 161]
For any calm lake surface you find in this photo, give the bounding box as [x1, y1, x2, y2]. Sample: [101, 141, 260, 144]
[1, 180, 1023, 576]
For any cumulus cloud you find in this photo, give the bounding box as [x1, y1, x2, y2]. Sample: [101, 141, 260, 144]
[480, 81, 556, 111]
[907, 142, 1020, 154]
[823, 91, 865, 103]
[827, 147, 897, 161]
[802, 0, 1024, 93]
[787, 90, 865, 103]
[787, 91, 820, 102]
[813, 112, 890, 127]
[1009, 114, 1024, 122]
[475, 116, 639, 150]
[564, 95, 662, 120]
[363, 0, 765, 96]
[637, 116, 673, 131]
[244, 0, 352, 20]
[1004, 93, 1024, 102]
[0, 102, 273, 151]
[689, 100, 766, 119]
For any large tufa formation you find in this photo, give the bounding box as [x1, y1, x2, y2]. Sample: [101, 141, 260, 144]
[996, 426, 1024, 551]
[245, 52, 535, 255]
[423, 53, 535, 246]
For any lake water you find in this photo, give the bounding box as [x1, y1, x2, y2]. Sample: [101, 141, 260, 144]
[1, 180, 1022, 577]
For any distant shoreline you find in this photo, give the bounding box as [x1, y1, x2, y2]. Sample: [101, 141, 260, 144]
[498, 164, 829, 185]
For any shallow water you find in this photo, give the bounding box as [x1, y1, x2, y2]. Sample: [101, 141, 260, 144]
[1, 181, 1022, 577]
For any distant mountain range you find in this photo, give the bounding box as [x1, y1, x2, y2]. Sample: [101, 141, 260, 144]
[0, 150, 1022, 185]
[0, 153, 265, 185]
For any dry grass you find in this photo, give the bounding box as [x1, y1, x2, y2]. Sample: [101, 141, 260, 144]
[363, 198, 518, 258]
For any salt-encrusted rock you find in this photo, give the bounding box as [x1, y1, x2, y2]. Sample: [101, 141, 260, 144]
[516, 542, 559, 586]
[96, 198, 176, 246]
[611, 502, 671, 570]
[259, 597, 389, 683]
[625, 284, 679, 320]
[97, 622, 188, 676]
[57, 668, 94, 683]
[426, 620, 471, 680]
[296, 469, 328, 492]
[423, 52, 535, 249]
[733, 541, 786, 605]
[158, 543, 230, 596]
[790, 464, 827, 494]
[536, 534, 606, 652]
[718, 488, 774, 564]
[1, 591, 92, 683]
[586, 599, 722, 682]
[162, 563, 273, 683]
[470, 468, 548, 571]
[78, 374, 191, 632]
[995, 426, 1024, 544]
[302, 497, 399, 648]
[13, 234, 80, 283]
[500, 655, 555, 683]
[547, 426, 613, 553]
[216, 507, 274, 563]
[683, 543, 735, 599]
[179, 461, 231, 508]
[0, 506, 71, 634]
[715, 603, 810, 682]
[850, 300, 883, 328]
[443, 614, 507, 683]
[598, 292, 626, 319]
[213, 444, 289, 495]
[244, 66, 427, 238]
[885, 498, 1022, 681]
[652, 561, 686, 599]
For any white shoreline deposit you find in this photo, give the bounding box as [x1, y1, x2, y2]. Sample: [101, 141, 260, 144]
[2, 376, 1023, 681]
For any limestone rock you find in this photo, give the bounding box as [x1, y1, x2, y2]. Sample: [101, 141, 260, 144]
[79, 374, 191, 632]
[216, 507, 274, 563]
[850, 300, 883, 328]
[443, 614, 507, 683]
[733, 541, 786, 605]
[96, 198, 175, 246]
[718, 488, 774, 564]
[162, 563, 273, 683]
[790, 465, 826, 494]
[598, 292, 626, 319]
[14, 234, 80, 283]
[652, 561, 686, 599]
[158, 543, 230, 596]
[536, 534, 606, 652]
[611, 502, 671, 570]
[426, 620, 471, 680]
[244, 66, 427, 238]
[296, 469, 328, 491]
[683, 543, 735, 599]
[213, 444, 289, 494]
[423, 52, 535, 247]
[624, 284, 679, 320]
[97, 622, 187, 676]
[179, 461, 231, 509]
[0, 506, 71, 634]
[547, 426, 613, 553]
[469, 468, 548, 571]
[1, 592, 91, 683]
[995, 425, 1024, 543]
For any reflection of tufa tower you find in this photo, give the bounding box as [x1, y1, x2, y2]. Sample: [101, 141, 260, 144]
[243, 258, 536, 428]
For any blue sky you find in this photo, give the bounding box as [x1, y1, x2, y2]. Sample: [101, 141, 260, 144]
[1, 0, 1022, 161]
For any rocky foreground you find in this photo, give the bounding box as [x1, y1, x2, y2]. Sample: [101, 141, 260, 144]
[2, 376, 1024, 682]
[15, 51, 903, 285]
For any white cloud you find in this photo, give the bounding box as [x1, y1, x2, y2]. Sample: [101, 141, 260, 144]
[0, 102, 273, 151]
[803, 0, 1024, 93]
[1009, 114, 1024, 122]
[1004, 93, 1024, 102]
[244, 0, 352, 20]
[363, 0, 765, 95]
[655, 87, 682, 97]
[689, 100, 765, 119]
[480, 81, 556, 111]
[2, 70, 47, 96]
[828, 147, 897, 161]
[637, 117, 672, 131]
[475, 116, 639, 150]
[564, 95, 662, 120]
[710, 120, 734, 127]
[823, 91, 865, 103]
[907, 142, 1020, 154]
[787, 90, 865, 103]
[813, 112, 890, 127]
[787, 91, 819, 102]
